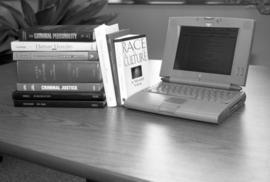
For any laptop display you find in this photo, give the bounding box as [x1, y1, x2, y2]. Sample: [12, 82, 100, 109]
[161, 17, 255, 87]
[174, 26, 238, 75]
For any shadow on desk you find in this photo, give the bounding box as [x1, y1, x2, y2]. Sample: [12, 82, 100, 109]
[0, 155, 85, 182]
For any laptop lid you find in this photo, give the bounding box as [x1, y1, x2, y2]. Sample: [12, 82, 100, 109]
[160, 17, 255, 89]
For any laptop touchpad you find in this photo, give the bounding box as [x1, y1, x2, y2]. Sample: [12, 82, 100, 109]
[159, 97, 186, 113]
[165, 97, 186, 104]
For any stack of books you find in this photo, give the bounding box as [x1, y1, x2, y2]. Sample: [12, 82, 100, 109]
[11, 25, 106, 108]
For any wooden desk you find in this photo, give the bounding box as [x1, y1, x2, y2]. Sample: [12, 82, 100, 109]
[0, 62, 270, 182]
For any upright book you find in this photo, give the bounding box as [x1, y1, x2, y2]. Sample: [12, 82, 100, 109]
[113, 34, 150, 105]
[106, 29, 130, 105]
[20, 25, 96, 42]
[94, 24, 120, 107]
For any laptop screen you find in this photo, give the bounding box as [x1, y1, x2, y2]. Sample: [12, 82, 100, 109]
[173, 26, 239, 75]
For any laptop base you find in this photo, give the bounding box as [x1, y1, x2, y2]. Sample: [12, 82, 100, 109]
[124, 89, 246, 124]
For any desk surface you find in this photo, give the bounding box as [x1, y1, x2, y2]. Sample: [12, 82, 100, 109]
[0, 62, 270, 182]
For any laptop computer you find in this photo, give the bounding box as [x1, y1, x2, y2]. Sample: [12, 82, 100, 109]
[124, 17, 255, 123]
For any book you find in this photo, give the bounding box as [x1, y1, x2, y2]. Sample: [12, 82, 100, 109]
[106, 29, 130, 105]
[13, 99, 106, 108]
[17, 83, 103, 92]
[12, 90, 105, 101]
[17, 60, 102, 83]
[113, 34, 150, 105]
[11, 41, 97, 51]
[13, 51, 99, 61]
[20, 25, 96, 42]
[94, 24, 120, 107]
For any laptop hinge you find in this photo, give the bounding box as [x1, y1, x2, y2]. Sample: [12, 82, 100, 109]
[162, 77, 242, 91]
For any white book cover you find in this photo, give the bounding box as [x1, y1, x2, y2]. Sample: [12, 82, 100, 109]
[11, 41, 97, 51]
[114, 34, 150, 105]
[94, 24, 119, 107]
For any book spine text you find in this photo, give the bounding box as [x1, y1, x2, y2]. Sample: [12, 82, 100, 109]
[11, 41, 97, 51]
[21, 31, 94, 42]
[13, 51, 99, 61]
[12, 91, 105, 101]
[16, 83, 103, 92]
[13, 100, 106, 108]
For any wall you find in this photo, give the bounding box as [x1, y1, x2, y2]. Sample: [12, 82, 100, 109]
[105, 5, 270, 66]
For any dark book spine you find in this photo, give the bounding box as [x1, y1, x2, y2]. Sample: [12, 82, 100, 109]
[12, 90, 105, 101]
[17, 60, 102, 83]
[13, 51, 99, 61]
[107, 36, 121, 105]
[13, 99, 106, 108]
[16, 83, 103, 92]
[20, 30, 94, 42]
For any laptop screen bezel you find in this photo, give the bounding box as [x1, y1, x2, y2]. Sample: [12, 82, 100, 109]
[160, 17, 255, 86]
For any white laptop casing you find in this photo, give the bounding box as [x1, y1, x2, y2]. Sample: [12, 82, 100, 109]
[124, 17, 255, 123]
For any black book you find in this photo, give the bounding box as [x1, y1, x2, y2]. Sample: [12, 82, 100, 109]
[12, 90, 105, 101]
[20, 25, 97, 42]
[13, 99, 106, 108]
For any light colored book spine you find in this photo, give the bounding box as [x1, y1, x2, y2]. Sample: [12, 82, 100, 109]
[17, 83, 103, 92]
[13, 51, 98, 61]
[94, 24, 119, 107]
[11, 41, 97, 51]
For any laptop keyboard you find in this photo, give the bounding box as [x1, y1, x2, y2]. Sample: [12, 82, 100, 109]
[147, 82, 241, 104]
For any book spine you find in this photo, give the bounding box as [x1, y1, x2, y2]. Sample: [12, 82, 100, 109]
[13, 51, 99, 61]
[12, 90, 105, 101]
[13, 99, 106, 108]
[107, 37, 121, 105]
[94, 24, 119, 107]
[105, 29, 130, 105]
[17, 60, 102, 83]
[114, 41, 127, 105]
[11, 41, 97, 51]
[20, 30, 94, 42]
[16, 83, 103, 92]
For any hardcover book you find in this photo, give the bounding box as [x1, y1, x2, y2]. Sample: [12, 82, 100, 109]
[20, 25, 97, 42]
[17, 60, 102, 83]
[16, 83, 103, 92]
[11, 41, 97, 51]
[13, 51, 99, 61]
[13, 99, 106, 108]
[12, 90, 106, 101]
[94, 24, 120, 107]
[106, 29, 130, 105]
[113, 34, 150, 105]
